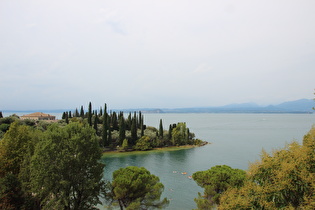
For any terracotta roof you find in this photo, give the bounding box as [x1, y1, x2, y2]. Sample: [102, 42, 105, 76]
[22, 112, 53, 117]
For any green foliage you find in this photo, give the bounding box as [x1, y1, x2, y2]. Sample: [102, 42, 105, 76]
[193, 165, 246, 209]
[171, 122, 191, 146]
[88, 101, 92, 126]
[0, 173, 25, 210]
[121, 139, 129, 151]
[130, 117, 137, 145]
[219, 127, 315, 209]
[29, 122, 105, 209]
[0, 124, 10, 133]
[105, 166, 169, 209]
[159, 119, 163, 138]
[0, 122, 41, 208]
[134, 136, 152, 151]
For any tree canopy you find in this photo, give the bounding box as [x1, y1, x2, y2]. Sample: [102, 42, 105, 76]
[219, 127, 315, 209]
[105, 166, 169, 209]
[0, 121, 105, 209]
[193, 165, 246, 209]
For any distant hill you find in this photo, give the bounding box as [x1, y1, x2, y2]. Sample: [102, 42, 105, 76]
[2, 99, 314, 115]
[153, 99, 314, 113]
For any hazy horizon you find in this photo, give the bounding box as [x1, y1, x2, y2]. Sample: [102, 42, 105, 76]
[1, 1, 314, 110]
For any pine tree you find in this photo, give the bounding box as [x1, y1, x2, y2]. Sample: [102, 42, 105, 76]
[88, 102, 92, 126]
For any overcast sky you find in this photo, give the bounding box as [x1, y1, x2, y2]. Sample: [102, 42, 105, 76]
[1, 0, 314, 110]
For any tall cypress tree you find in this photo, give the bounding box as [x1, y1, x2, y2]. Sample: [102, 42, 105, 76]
[75, 108, 79, 117]
[80, 106, 84, 118]
[131, 117, 137, 145]
[168, 124, 172, 142]
[140, 118, 144, 137]
[112, 112, 119, 130]
[65, 112, 69, 124]
[107, 115, 112, 146]
[126, 113, 132, 130]
[119, 116, 126, 146]
[0, 111, 3, 118]
[88, 102, 92, 126]
[99, 106, 103, 116]
[159, 119, 163, 139]
[62, 112, 66, 119]
[93, 114, 98, 133]
[103, 104, 108, 147]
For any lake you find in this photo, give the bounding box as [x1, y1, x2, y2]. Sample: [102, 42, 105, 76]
[100, 113, 315, 210]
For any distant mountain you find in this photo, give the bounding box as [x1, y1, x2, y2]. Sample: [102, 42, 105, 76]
[2, 99, 314, 115]
[158, 99, 314, 113]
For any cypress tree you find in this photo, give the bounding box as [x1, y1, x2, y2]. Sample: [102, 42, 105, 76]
[134, 112, 137, 129]
[62, 112, 66, 119]
[168, 124, 172, 141]
[112, 112, 119, 130]
[0, 111, 3, 118]
[75, 108, 79, 117]
[80, 106, 84, 118]
[131, 117, 137, 145]
[93, 114, 98, 132]
[140, 117, 144, 137]
[103, 104, 108, 147]
[108, 115, 112, 146]
[119, 116, 126, 146]
[138, 111, 142, 129]
[88, 102, 92, 126]
[126, 113, 132, 130]
[69, 111, 72, 118]
[99, 106, 103, 116]
[159, 119, 163, 139]
[65, 112, 69, 124]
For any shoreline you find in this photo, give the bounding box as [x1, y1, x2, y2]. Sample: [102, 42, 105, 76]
[102, 143, 209, 157]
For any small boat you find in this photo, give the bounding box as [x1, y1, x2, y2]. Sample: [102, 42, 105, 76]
[181, 172, 187, 175]
[188, 176, 192, 179]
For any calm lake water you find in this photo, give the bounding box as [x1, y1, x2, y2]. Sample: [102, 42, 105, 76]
[100, 113, 315, 210]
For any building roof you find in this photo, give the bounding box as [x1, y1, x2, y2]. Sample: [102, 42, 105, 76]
[21, 112, 54, 117]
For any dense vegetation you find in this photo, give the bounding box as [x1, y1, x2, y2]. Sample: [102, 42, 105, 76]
[193, 127, 315, 209]
[0, 121, 105, 209]
[0, 114, 170, 209]
[61, 102, 205, 151]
